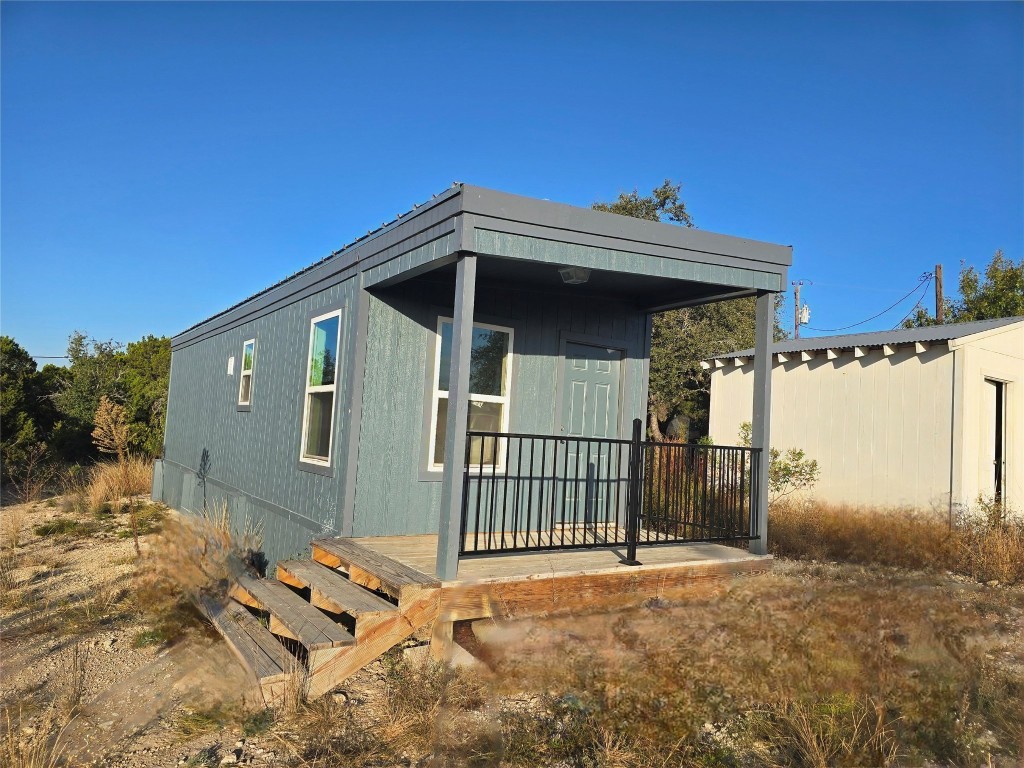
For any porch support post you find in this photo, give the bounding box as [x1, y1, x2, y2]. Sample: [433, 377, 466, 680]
[750, 290, 773, 555]
[435, 254, 477, 580]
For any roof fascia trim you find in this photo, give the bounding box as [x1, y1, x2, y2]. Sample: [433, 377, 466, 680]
[460, 184, 793, 269]
[946, 321, 1024, 350]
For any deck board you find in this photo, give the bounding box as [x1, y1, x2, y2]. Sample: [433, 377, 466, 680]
[234, 576, 355, 650]
[198, 595, 292, 682]
[277, 560, 398, 616]
[353, 534, 764, 584]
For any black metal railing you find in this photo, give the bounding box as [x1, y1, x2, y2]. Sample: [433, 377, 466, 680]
[459, 419, 761, 558]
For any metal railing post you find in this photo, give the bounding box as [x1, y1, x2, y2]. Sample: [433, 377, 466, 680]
[620, 417, 643, 566]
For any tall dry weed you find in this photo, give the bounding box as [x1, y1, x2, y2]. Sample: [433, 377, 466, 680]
[133, 502, 263, 641]
[769, 501, 1024, 584]
[2, 505, 25, 551]
[85, 457, 151, 512]
[1, 707, 72, 768]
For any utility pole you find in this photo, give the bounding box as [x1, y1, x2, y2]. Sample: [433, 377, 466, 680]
[935, 264, 944, 324]
[792, 281, 803, 339]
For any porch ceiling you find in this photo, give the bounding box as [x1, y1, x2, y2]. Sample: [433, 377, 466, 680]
[376, 255, 759, 312]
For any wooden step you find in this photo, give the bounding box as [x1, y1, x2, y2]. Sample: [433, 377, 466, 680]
[312, 537, 439, 603]
[230, 575, 355, 651]
[277, 560, 397, 636]
[197, 594, 293, 703]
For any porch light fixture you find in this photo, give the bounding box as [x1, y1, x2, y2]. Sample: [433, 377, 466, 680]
[558, 266, 591, 285]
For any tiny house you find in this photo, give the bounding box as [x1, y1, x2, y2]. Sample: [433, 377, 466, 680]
[155, 183, 793, 698]
[706, 317, 1024, 514]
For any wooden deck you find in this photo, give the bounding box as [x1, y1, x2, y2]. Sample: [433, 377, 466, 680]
[357, 534, 763, 583]
[203, 534, 771, 703]
[353, 534, 772, 621]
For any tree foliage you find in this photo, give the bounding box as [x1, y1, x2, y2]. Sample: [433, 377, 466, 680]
[1, 336, 58, 484]
[904, 250, 1023, 328]
[1, 331, 171, 492]
[122, 335, 172, 457]
[592, 179, 694, 228]
[593, 181, 782, 439]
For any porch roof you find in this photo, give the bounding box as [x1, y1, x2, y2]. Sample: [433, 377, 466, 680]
[173, 183, 792, 348]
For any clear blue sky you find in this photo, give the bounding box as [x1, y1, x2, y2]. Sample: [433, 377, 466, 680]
[2, 2, 1022, 361]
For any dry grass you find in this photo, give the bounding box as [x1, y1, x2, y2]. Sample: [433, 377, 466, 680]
[481, 563, 1024, 767]
[769, 500, 1024, 584]
[132, 502, 263, 647]
[84, 456, 152, 512]
[288, 653, 488, 766]
[2, 505, 26, 550]
[1, 707, 73, 768]
[0, 642, 89, 768]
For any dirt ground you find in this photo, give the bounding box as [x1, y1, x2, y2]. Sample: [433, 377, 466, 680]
[3, 497, 1023, 767]
[1, 499, 299, 766]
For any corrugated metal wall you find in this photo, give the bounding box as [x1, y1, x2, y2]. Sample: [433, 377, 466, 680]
[352, 282, 648, 536]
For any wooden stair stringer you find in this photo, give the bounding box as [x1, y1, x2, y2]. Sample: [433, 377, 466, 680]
[305, 586, 441, 699]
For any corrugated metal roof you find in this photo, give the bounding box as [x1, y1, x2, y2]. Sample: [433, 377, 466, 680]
[175, 183, 465, 337]
[711, 316, 1023, 359]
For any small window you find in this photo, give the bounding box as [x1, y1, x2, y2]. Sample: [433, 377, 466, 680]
[300, 311, 341, 465]
[429, 317, 513, 470]
[237, 339, 256, 406]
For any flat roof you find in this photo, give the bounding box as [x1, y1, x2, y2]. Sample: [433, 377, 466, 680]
[174, 183, 792, 348]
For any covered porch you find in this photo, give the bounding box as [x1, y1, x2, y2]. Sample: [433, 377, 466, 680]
[360, 186, 790, 579]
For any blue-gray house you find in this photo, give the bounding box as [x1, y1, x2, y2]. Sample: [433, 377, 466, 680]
[154, 184, 790, 586]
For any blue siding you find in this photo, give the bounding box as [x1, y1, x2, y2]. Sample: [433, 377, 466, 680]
[351, 283, 647, 537]
[474, 229, 784, 292]
[162, 278, 358, 562]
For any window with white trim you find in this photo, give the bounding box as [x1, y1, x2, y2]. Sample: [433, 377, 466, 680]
[429, 317, 512, 469]
[300, 311, 341, 465]
[237, 339, 256, 406]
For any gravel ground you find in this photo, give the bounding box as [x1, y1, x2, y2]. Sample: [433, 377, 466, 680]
[3, 497, 1022, 766]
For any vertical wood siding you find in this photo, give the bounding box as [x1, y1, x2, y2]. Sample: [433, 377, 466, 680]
[474, 229, 783, 292]
[352, 282, 648, 537]
[163, 278, 358, 562]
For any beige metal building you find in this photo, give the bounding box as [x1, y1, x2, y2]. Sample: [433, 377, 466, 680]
[705, 317, 1023, 515]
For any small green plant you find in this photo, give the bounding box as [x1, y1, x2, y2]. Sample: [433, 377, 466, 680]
[132, 627, 171, 648]
[183, 746, 220, 766]
[738, 421, 820, 503]
[241, 708, 275, 737]
[174, 705, 229, 738]
[33, 518, 94, 538]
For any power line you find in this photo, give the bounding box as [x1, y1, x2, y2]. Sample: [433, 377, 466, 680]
[891, 279, 934, 329]
[804, 273, 933, 333]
